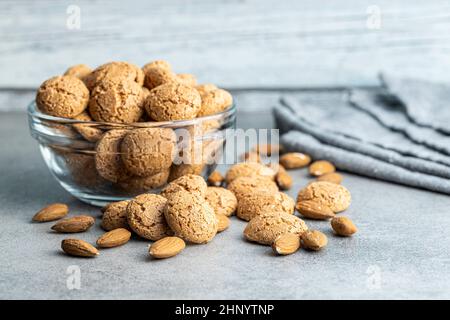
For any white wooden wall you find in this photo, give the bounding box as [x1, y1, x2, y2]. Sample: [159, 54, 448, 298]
[1, 0, 449, 109]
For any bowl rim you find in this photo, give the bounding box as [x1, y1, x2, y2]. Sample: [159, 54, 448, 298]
[27, 100, 236, 128]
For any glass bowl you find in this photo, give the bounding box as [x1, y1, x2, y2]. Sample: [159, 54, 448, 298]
[28, 102, 236, 206]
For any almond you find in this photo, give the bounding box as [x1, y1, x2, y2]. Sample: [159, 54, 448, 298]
[216, 213, 230, 232]
[61, 239, 99, 257]
[149, 236, 186, 259]
[32, 203, 68, 222]
[276, 170, 293, 190]
[241, 151, 261, 163]
[253, 143, 283, 156]
[51, 215, 95, 233]
[301, 230, 328, 251]
[296, 200, 335, 220]
[272, 233, 301, 255]
[309, 160, 335, 176]
[279, 152, 311, 169]
[207, 171, 224, 187]
[331, 216, 357, 236]
[317, 172, 343, 184]
[96, 228, 131, 248]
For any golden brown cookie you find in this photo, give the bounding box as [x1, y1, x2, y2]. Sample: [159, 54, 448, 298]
[89, 80, 146, 123]
[84, 61, 144, 90]
[95, 129, 130, 183]
[243, 212, 308, 245]
[227, 176, 278, 201]
[64, 64, 92, 81]
[145, 82, 201, 121]
[120, 128, 176, 177]
[117, 169, 170, 193]
[205, 187, 237, 217]
[225, 162, 276, 184]
[297, 181, 351, 213]
[73, 111, 103, 142]
[161, 174, 207, 199]
[236, 191, 295, 221]
[127, 194, 171, 241]
[164, 190, 218, 244]
[36, 75, 89, 118]
[142, 60, 172, 73]
[196, 84, 218, 96]
[101, 200, 130, 231]
[143, 61, 176, 89]
[177, 73, 197, 87]
[63, 151, 105, 188]
[197, 88, 233, 117]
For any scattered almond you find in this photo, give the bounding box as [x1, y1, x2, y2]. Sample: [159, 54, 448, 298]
[296, 200, 335, 220]
[241, 151, 261, 163]
[51, 215, 95, 233]
[207, 171, 224, 186]
[149, 236, 186, 259]
[272, 233, 301, 255]
[301, 230, 328, 251]
[275, 170, 293, 190]
[32, 203, 69, 222]
[216, 213, 230, 232]
[309, 160, 335, 176]
[317, 172, 343, 184]
[331, 216, 357, 236]
[254, 143, 283, 156]
[96, 228, 131, 248]
[61, 239, 99, 257]
[279, 152, 311, 169]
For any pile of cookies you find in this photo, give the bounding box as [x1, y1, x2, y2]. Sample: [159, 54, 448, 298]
[32, 144, 357, 259]
[35, 60, 233, 194]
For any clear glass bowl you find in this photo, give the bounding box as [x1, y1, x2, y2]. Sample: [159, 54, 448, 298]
[28, 102, 236, 206]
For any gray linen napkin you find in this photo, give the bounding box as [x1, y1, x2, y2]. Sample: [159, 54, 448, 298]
[274, 77, 450, 194]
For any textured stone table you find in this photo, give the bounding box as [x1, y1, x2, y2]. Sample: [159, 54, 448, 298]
[1, 94, 450, 299]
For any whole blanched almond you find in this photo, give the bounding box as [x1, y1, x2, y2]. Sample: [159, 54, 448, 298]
[309, 160, 336, 176]
[149, 236, 186, 259]
[96, 228, 131, 248]
[296, 200, 335, 220]
[61, 239, 99, 257]
[279, 152, 311, 169]
[32, 203, 69, 222]
[241, 151, 261, 163]
[301, 230, 328, 251]
[216, 214, 230, 232]
[272, 233, 301, 255]
[276, 170, 293, 190]
[51, 215, 95, 233]
[317, 172, 343, 184]
[207, 171, 224, 186]
[331, 216, 357, 236]
[254, 143, 283, 156]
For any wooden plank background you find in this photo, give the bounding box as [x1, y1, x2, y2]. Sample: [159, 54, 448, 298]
[1, 0, 450, 110]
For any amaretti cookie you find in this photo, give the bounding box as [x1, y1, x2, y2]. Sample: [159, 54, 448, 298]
[95, 129, 130, 183]
[117, 169, 170, 193]
[161, 174, 207, 199]
[244, 212, 308, 245]
[143, 61, 176, 89]
[145, 82, 201, 121]
[127, 194, 171, 241]
[84, 61, 144, 90]
[177, 74, 197, 87]
[164, 190, 218, 244]
[101, 200, 130, 231]
[227, 176, 278, 201]
[197, 88, 233, 117]
[120, 128, 176, 177]
[236, 191, 295, 221]
[36, 75, 89, 118]
[64, 64, 92, 81]
[73, 111, 103, 142]
[205, 187, 237, 217]
[296, 181, 351, 213]
[89, 80, 146, 123]
[225, 162, 276, 184]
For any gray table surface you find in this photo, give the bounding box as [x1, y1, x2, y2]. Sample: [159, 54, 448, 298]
[1, 99, 450, 299]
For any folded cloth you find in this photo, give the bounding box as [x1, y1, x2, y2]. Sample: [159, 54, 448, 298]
[274, 76, 450, 194]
